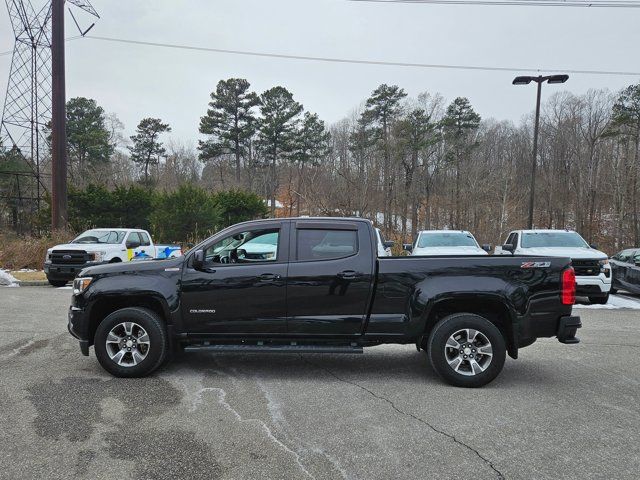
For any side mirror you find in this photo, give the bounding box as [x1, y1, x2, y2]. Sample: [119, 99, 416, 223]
[502, 243, 515, 254]
[192, 249, 204, 270]
[383, 241, 395, 249]
[589, 243, 598, 249]
[481, 244, 492, 253]
[126, 240, 140, 249]
[403, 244, 413, 252]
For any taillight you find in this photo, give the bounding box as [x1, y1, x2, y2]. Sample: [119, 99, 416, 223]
[561, 267, 576, 305]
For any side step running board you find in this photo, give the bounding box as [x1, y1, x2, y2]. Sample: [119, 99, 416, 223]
[184, 343, 363, 354]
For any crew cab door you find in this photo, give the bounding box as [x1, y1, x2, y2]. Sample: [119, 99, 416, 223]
[180, 221, 289, 334]
[286, 221, 375, 336]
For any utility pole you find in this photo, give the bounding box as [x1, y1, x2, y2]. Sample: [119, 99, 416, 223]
[51, 0, 67, 230]
[513, 74, 569, 229]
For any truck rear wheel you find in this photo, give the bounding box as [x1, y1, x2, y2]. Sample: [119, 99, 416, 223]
[94, 307, 168, 378]
[427, 313, 506, 388]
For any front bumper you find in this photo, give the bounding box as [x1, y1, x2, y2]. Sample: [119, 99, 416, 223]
[68, 304, 90, 356]
[575, 274, 611, 296]
[45, 261, 107, 281]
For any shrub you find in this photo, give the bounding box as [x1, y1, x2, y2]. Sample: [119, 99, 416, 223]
[150, 184, 220, 243]
[0, 229, 76, 270]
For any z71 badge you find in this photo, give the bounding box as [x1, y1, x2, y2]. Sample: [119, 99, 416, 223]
[521, 261, 551, 269]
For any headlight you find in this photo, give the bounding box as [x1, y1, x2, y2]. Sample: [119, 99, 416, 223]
[599, 259, 610, 274]
[89, 251, 105, 262]
[73, 277, 92, 295]
[45, 249, 52, 263]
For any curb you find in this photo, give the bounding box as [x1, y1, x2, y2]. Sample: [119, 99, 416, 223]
[17, 280, 53, 287]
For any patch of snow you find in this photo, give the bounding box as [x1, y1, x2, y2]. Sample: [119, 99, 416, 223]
[574, 294, 640, 310]
[0, 269, 19, 287]
[57, 286, 73, 290]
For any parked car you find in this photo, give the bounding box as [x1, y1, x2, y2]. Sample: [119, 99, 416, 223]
[68, 217, 581, 388]
[495, 229, 611, 304]
[406, 230, 491, 256]
[610, 248, 640, 294]
[375, 228, 394, 257]
[45, 228, 181, 287]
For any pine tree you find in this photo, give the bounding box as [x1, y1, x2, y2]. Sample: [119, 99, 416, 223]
[198, 78, 260, 184]
[256, 86, 303, 216]
[128, 118, 171, 183]
[65, 97, 114, 183]
[361, 84, 407, 229]
[442, 97, 481, 228]
[396, 108, 439, 238]
[289, 112, 331, 214]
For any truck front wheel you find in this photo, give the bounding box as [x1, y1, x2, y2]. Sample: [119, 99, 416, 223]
[94, 307, 168, 378]
[589, 294, 609, 305]
[47, 277, 68, 287]
[427, 313, 506, 388]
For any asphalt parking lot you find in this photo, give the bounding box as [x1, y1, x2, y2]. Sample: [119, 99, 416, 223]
[1, 287, 639, 480]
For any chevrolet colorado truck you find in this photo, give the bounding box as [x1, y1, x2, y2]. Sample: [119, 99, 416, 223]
[68, 217, 581, 387]
[45, 228, 182, 287]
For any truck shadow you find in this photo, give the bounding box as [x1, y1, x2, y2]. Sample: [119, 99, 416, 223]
[163, 347, 557, 388]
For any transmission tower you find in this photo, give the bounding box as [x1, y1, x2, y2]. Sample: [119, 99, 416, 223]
[0, 0, 98, 232]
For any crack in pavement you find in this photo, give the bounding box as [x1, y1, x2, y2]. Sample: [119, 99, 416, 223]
[581, 343, 639, 348]
[299, 355, 505, 480]
[173, 370, 316, 479]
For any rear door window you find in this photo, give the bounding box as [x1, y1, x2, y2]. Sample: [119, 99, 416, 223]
[296, 229, 358, 261]
[139, 232, 151, 246]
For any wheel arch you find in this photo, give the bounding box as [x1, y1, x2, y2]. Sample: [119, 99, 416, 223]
[420, 296, 518, 359]
[87, 295, 170, 347]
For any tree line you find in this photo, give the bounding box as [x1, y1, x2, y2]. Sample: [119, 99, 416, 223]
[1, 78, 639, 252]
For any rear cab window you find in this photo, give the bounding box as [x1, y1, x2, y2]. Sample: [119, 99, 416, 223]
[296, 229, 358, 261]
[139, 231, 151, 246]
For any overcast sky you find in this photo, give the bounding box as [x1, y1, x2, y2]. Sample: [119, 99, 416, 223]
[1, 0, 639, 143]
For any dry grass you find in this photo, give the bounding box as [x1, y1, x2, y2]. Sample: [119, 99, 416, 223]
[9, 270, 47, 281]
[0, 230, 76, 270]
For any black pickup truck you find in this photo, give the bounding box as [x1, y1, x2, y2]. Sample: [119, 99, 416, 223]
[68, 217, 581, 387]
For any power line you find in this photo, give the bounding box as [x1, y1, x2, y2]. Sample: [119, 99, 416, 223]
[0, 35, 83, 57]
[85, 35, 640, 77]
[351, 0, 640, 7]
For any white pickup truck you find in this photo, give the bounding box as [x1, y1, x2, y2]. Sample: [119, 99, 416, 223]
[44, 228, 182, 287]
[495, 229, 612, 304]
[406, 230, 491, 256]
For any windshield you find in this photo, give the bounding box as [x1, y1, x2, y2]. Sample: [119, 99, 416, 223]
[417, 232, 478, 248]
[72, 230, 126, 244]
[521, 232, 589, 248]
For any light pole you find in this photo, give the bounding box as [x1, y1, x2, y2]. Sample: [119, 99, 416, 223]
[513, 74, 569, 229]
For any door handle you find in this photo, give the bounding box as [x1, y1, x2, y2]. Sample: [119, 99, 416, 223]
[337, 270, 360, 280]
[259, 273, 281, 281]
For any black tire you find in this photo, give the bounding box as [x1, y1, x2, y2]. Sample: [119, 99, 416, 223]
[94, 307, 168, 378]
[47, 277, 68, 287]
[589, 294, 609, 305]
[427, 313, 506, 388]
